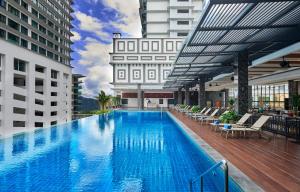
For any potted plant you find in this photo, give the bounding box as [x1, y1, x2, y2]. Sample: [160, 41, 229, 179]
[219, 111, 239, 124]
[228, 98, 235, 109]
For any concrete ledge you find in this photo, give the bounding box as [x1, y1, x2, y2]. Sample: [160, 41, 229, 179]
[167, 111, 264, 192]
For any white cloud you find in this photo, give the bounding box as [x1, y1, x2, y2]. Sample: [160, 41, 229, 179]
[103, 0, 142, 37]
[71, 31, 81, 42]
[73, 11, 111, 41]
[76, 38, 113, 96]
[72, 0, 142, 97]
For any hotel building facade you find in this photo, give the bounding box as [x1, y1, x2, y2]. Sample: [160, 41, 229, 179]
[111, 0, 203, 108]
[0, 0, 73, 137]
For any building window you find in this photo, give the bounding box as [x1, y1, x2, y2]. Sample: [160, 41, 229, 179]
[142, 41, 149, 51]
[32, 8, 38, 17]
[177, 9, 189, 13]
[39, 47, 46, 55]
[152, 41, 159, 51]
[163, 70, 171, 80]
[13, 107, 26, 114]
[35, 79, 44, 94]
[51, 101, 57, 106]
[8, 19, 19, 31]
[35, 122, 43, 127]
[0, 13, 6, 24]
[13, 121, 26, 127]
[117, 41, 125, 51]
[117, 69, 126, 80]
[21, 26, 28, 35]
[21, 39, 28, 48]
[35, 111, 43, 116]
[251, 84, 289, 110]
[21, 0, 27, 10]
[31, 43, 38, 52]
[177, 20, 189, 25]
[51, 81, 57, 87]
[177, 32, 188, 37]
[51, 111, 57, 116]
[8, 32, 19, 44]
[14, 74, 26, 88]
[39, 36, 46, 44]
[0, 29, 5, 39]
[31, 32, 38, 40]
[166, 41, 173, 51]
[21, 13, 28, 23]
[8, 5, 19, 17]
[35, 65, 45, 73]
[51, 92, 57, 96]
[122, 99, 128, 105]
[50, 121, 57, 126]
[148, 69, 156, 80]
[13, 94, 26, 101]
[39, 25, 46, 34]
[132, 69, 141, 80]
[35, 99, 44, 105]
[31, 20, 38, 28]
[14, 58, 26, 72]
[159, 99, 163, 105]
[127, 41, 135, 51]
[51, 70, 58, 79]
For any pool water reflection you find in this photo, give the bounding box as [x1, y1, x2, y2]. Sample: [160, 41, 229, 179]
[0, 111, 242, 192]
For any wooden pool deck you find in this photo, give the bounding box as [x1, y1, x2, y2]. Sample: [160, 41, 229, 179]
[170, 110, 300, 192]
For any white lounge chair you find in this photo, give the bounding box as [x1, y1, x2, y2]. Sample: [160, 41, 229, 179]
[187, 107, 206, 117]
[192, 108, 211, 120]
[198, 108, 220, 124]
[220, 115, 271, 139]
[210, 113, 252, 131]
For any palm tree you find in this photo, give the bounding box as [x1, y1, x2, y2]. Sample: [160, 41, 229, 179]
[96, 91, 111, 110]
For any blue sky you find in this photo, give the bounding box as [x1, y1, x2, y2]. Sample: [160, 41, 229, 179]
[71, 0, 141, 97]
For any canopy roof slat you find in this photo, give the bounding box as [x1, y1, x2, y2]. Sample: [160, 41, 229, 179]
[164, 0, 300, 89]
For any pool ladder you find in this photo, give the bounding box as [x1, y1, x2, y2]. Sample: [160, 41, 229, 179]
[189, 160, 228, 192]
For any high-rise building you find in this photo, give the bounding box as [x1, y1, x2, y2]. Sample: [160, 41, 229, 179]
[0, 0, 73, 137]
[111, 0, 203, 108]
[72, 74, 84, 118]
[139, 0, 203, 38]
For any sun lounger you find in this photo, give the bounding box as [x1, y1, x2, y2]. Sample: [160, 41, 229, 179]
[220, 115, 271, 139]
[198, 108, 220, 124]
[192, 108, 211, 120]
[210, 113, 252, 131]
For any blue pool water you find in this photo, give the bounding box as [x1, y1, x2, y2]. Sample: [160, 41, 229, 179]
[0, 111, 242, 192]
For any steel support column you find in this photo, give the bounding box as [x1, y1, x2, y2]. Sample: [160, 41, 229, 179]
[198, 79, 206, 108]
[137, 84, 144, 109]
[237, 51, 249, 115]
[178, 88, 183, 104]
[224, 89, 229, 108]
[185, 86, 190, 105]
[288, 80, 298, 110]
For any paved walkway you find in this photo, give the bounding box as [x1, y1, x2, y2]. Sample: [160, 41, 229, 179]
[171, 110, 300, 192]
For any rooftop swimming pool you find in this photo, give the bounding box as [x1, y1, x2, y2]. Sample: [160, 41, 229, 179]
[0, 111, 242, 191]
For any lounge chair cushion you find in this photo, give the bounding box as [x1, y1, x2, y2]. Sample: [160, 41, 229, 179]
[224, 124, 232, 129]
[213, 120, 220, 125]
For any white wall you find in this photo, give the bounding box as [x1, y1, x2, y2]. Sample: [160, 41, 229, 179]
[0, 39, 72, 137]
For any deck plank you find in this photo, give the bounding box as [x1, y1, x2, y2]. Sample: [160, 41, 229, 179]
[171, 110, 300, 192]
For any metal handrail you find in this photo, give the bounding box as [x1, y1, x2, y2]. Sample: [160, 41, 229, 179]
[190, 160, 228, 192]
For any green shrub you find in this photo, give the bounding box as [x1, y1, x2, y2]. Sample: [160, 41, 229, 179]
[219, 111, 239, 123]
[80, 110, 110, 115]
[191, 106, 200, 113]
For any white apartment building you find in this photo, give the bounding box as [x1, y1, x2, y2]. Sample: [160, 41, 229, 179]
[111, 0, 203, 108]
[139, 0, 203, 38]
[0, 0, 73, 137]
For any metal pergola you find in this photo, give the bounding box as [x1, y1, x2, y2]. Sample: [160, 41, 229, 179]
[164, 0, 300, 89]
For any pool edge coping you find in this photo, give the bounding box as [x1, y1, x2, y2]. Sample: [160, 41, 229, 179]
[166, 111, 264, 192]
